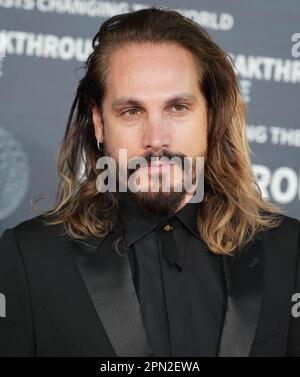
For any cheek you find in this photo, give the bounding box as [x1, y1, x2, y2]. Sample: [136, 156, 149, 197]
[190, 113, 208, 153]
[104, 128, 138, 159]
[173, 122, 207, 155]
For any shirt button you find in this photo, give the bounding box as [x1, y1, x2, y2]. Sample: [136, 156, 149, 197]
[162, 224, 174, 232]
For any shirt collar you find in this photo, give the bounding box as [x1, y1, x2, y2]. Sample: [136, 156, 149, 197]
[118, 192, 201, 247]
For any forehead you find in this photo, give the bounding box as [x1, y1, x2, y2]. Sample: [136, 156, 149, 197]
[105, 42, 200, 101]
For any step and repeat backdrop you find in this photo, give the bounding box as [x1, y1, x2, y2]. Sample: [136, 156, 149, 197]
[0, 0, 300, 234]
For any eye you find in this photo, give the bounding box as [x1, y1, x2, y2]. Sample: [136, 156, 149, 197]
[121, 108, 140, 117]
[172, 104, 189, 112]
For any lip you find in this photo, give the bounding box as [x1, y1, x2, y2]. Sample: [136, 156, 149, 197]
[139, 162, 174, 171]
[149, 163, 174, 173]
[150, 162, 173, 167]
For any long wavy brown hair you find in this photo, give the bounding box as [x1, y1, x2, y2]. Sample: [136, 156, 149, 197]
[40, 6, 283, 255]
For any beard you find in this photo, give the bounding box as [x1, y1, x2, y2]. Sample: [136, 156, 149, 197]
[102, 144, 203, 218]
[127, 181, 186, 218]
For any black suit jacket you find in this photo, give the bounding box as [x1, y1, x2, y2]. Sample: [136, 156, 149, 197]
[0, 213, 299, 357]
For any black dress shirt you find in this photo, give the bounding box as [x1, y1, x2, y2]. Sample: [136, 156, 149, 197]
[118, 192, 227, 357]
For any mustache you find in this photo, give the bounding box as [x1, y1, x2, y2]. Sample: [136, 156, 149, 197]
[127, 150, 188, 174]
[101, 144, 205, 178]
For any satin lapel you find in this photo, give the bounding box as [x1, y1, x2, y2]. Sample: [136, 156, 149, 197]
[217, 235, 264, 357]
[67, 233, 153, 357]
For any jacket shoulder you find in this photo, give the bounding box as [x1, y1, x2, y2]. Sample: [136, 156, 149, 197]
[9, 214, 67, 247]
[273, 214, 300, 235]
[259, 213, 300, 261]
[259, 213, 300, 246]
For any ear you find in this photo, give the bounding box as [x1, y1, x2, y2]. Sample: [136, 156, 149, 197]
[91, 105, 104, 143]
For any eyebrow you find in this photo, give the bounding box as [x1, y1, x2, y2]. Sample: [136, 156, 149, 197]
[111, 93, 198, 110]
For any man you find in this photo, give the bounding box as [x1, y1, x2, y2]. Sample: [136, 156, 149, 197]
[0, 7, 299, 357]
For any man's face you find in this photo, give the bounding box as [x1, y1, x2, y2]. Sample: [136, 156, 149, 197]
[92, 42, 208, 216]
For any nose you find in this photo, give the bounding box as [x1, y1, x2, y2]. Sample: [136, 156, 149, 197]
[142, 119, 171, 153]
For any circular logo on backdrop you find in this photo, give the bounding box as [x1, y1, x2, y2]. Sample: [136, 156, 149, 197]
[0, 126, 30, 220]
